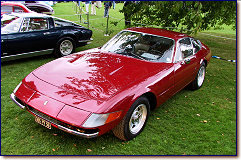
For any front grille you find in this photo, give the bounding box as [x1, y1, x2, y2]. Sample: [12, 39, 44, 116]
[26, 105, 60, 125]
[26, 105, 99, 135]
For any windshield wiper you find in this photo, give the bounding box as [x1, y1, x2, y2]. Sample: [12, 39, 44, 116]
[127, 52, 145, 60]
[114, 48, 145, 60]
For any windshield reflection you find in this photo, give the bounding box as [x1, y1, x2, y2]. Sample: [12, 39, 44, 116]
[101, 31, 175, 63]
[1, 14, 21, 34]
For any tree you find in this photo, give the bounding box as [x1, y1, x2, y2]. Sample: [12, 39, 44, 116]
[120, 1, 236, 34]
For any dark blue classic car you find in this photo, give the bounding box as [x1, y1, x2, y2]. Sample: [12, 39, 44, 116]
[1, 13, 92, 61]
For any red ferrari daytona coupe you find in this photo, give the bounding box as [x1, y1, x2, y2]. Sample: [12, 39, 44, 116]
[11, 27, 211, 141]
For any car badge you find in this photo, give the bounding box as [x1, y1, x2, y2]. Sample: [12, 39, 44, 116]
[43, 101, 48, 106]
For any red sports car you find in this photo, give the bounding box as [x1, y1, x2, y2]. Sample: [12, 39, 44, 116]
[11, 28, 211, 141]
[1, 2, 33, 15]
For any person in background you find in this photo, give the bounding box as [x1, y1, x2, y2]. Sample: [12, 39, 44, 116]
[77, 1, 80, 6]
[91, 1, 96, 15]
[96, 1, 102, 8]
[85, 1, 91, 13]
[112, 1, 115, 9]
[104, 1, 112, 17]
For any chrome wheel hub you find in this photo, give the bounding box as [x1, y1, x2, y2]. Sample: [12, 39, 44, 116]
[197, 66, 205, 87]
[60, 40, 73, 56]
[129, 104, 147, 134]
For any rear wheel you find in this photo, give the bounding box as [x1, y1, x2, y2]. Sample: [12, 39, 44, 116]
[112, 96, 150, 141]
[189, 62, 206, 90]
[54, 37, 76, 57]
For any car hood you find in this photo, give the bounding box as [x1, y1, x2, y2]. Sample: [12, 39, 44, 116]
[32, 49, 170, 111]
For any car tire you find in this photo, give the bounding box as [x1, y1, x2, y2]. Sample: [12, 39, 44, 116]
[54, 37, 76, 57]
[189, 62, 206, 90]
[112, 96, 150, 141]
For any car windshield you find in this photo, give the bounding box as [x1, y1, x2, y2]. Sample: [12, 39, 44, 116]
[101, 31, 175, 63]
[1, 14, 21, 34]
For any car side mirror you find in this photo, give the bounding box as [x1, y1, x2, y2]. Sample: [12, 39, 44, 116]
[184, 58, 191, 64]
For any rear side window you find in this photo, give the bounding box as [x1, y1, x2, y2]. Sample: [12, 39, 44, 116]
[192, 39, 202, 53]
[179, 38, 193, 58]
[1, 6, 13, 13]
[174, 37, 194, 62]
[54, 18, 73, 27]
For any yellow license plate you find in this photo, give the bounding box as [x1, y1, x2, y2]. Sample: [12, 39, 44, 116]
[35, 116, 51, 129]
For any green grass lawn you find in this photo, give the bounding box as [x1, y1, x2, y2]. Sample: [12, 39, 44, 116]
[1, 2, 236, 155]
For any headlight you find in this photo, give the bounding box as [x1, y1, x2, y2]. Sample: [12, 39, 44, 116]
[13, 82, 22, 93]
[82, 111, 122, 128]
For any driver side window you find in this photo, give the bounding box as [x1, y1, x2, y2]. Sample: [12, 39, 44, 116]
[20, 18, 49, 32]
[20, 18, 29, 32]
[174, 37, 193, 62]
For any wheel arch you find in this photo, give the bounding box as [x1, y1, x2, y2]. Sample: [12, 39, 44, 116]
[54, 34, 77, 57]
[58, 34, 78, 44]
[141, 92, 157, 111]
[203, 59, 208, 67]
[200, 58, 208, 67]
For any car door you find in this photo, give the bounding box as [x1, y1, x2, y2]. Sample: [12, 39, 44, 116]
[7, 17, 53, 55]
[1, 34, 8, 57]
[173, 37, 199, 92]
[43, 17, 61, 49]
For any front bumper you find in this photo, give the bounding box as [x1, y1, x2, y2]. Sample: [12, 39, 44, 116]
[10, 93, 99, 138]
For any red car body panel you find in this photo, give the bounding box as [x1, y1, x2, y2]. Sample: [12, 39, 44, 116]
[31, 51, 174, 112]
[127, 27, 189, 41]
[12, 28, 211, 138]
[56, 105, 91, 127]
[1, 2, 33, 15]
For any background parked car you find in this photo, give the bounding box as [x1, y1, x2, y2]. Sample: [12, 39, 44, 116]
[24, 1, 54, 15]
[1, 12, 93, 62]
[1, 2, 33, 15]
[42, 1, 55, 7]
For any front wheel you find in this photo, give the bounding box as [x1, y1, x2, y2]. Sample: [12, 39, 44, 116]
[112, 96, 150, 141]
[189, 62, 206, 90]
[54, 37, 76, 57]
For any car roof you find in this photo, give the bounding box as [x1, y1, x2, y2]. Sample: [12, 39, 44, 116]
[9, 12, 51, 18]
[125, 27, 190, 40]
[1, 2, 32, 13]
[1, 2, 25, 7]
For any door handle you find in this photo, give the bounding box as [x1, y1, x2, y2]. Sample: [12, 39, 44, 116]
[43, 32, 50, 35]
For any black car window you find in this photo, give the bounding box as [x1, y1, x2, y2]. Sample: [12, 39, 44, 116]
[192, 39, 202, 54]
[13, 6, 24, 13]
[174, 37, 194, 62]
[20, 18, 29, 32]
[21, 18, 49, 32]
[54, 18, 73, 27]
[1, 6, 13, 14]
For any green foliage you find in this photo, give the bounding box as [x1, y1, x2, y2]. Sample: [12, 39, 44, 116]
[120, 1, 236, 34]
[110, 21, 119, 26]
